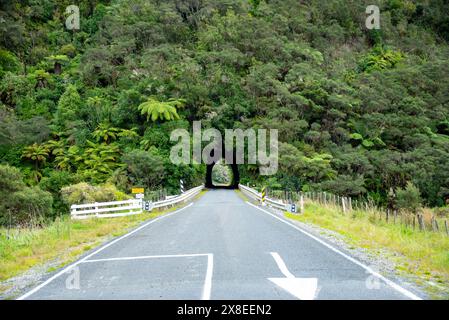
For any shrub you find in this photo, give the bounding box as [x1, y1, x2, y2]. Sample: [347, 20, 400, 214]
[0, 49, 20, 78]
[122, 149, 165, 190]
[0, 165, 53, 226]
[358, 46, 404, 73]
[0, 164, 25, 193]
[60, 182, 130, 206]
[395, 182, 422, 214]
[433, 207, 449, 218]
[39, 170, 79, 216]
[5, 187, 53, 226]
[60, 44, 76, 58]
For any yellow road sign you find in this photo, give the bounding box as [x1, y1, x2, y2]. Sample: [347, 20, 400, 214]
[132, 188, 144, 194]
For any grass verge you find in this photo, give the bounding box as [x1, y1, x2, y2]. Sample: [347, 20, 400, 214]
[0, 196, 204, 297]
[285, 201, 449, 299]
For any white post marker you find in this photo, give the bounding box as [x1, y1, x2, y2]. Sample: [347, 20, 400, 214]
[268, 252, 318, 300]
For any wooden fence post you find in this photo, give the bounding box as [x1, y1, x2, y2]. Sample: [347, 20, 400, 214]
[386, 209, 389, 223]
[431, 217, 439, 232]
[342, 197, 346, 214]
[300, 194, 304, 214]
[418, 214, 424, 231]
[445, 220, 449, 236]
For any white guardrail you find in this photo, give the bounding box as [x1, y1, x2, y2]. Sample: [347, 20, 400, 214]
[71, 185, 204, 220]
[238, 184, 291, 211]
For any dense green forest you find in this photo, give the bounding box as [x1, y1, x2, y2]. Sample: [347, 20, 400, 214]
[1, 0, 449, 225]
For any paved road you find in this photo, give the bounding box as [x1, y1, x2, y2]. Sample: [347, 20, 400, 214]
[20, 190, 422, 300]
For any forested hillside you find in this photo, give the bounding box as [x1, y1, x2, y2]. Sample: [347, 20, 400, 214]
[1, 0, 449, 225]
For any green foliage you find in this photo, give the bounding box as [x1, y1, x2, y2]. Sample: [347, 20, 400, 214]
[92, 123, 138, 144]
[121, 149, 165, 190]
[80, 141, 123, 182]
[211, 161, 233, 186]
[54, 145, 81, 172]
[138, 97, 185, 122]
[320, 175, 366, 197]
[22, 143, 49, 164]
[92, 123, 121, 143]
[0, 49, 20, 77]
[21, 143, 49, 180]
[0, 164, 53, 226]
[395, 182, 422, 214]
[0, 0, 449, 226]
[54, 84, 82, 129]
[60, 182, 129, 206]
[0, 164, 24, 193]
[39, 170, 79, 215]
[358, 46, 404, 73]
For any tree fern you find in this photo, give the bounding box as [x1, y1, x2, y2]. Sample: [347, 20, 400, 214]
[138, 97, 185, 122]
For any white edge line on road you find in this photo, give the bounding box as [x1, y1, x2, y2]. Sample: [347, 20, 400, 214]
[202, 254, 214, 300]
[270, 252, 295, 279]
[17, 203, 194, 300]
[82, 253, 210, 263]
[246, 201, 422, 300]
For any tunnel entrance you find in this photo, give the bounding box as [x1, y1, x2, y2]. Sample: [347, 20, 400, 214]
[211, 160, 233, 187]
[206, 161, 239, 189]
[203, 140, 240, 189]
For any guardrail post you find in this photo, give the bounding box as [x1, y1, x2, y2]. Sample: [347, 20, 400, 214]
[261, 187, 266, 206]
[95, 202, 99, 217]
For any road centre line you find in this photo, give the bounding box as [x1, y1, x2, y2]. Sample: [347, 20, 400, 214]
[17, 203, 195, 300]
[246, 201, 422, 300]
[202, 254, 214, 300]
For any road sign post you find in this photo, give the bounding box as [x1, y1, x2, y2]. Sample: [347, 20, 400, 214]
[132, 187, 145, 200]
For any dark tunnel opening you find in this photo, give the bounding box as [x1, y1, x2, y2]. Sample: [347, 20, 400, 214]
[204, 144, 240, 189]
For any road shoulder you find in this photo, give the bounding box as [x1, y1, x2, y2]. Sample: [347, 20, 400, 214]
[240, 194, 430, 300]
[0, 193, 206, 300]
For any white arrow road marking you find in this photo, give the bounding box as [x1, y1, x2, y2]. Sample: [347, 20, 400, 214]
[247, 202, 422, 300]
[268, 252, 318, 300]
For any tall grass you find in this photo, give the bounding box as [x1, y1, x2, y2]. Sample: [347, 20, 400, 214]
[285, 201, 449, 298]
[0, 211, 164, 286]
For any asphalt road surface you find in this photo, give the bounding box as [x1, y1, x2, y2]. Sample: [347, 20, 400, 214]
[19, 190, 422, 300]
